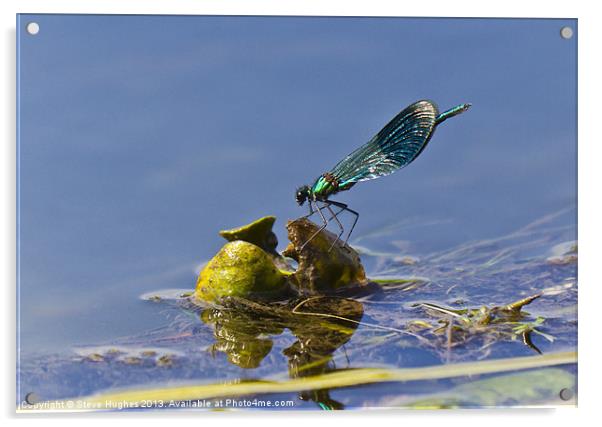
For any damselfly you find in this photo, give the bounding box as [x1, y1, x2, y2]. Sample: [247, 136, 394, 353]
[295, 100, 471, 250]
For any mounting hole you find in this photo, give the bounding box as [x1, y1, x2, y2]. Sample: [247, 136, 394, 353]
[26, 22, 40, 35]
[560, 26, 573, 40]
[559, 388, 574, 401]
[25, 392, 39, 404]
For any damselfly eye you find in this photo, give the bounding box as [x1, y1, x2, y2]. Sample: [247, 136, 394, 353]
[295, 186, 309, 205]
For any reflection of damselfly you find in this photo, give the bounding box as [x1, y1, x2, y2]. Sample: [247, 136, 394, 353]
[295, 100, 471, 250]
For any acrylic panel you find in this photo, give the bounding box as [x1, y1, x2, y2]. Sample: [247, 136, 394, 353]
[16, 15, 577, 411]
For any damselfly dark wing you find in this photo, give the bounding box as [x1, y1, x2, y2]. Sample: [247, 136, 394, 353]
[330, 100, 439, 186]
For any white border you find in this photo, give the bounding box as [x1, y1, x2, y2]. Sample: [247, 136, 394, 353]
[0, 0, 585, 18]
[3, 1, 600, 426]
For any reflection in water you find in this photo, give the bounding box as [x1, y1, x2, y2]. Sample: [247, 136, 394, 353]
[201, 308, 283, 369]
[201, 297, 364, 409]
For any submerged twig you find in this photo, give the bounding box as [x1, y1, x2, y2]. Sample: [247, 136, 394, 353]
[292, 297, 428, 343]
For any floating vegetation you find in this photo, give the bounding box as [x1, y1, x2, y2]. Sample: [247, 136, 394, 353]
[195, 240, 291, 302]
[85, 353, 104, 363]
[546, 241, 577, 265]
[195, 216, 369, 304]
[283, 218, 369, 295]
[74, 346, 181, 369]
[371, 277, 429, 292]
[140, 289, 194, 303]
[408, 294, 554, 357]
[219, 216, 280, 256]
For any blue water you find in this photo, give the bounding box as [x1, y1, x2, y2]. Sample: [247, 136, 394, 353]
[17, 15, 576, 408]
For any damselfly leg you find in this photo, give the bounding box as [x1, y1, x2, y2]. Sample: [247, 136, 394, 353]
[301, 201, 316, 219]
[324, 203, 345, 250]
[298, 200, 330, 251]
[326, 200, 359, 244]
[297, 200, 356, 252]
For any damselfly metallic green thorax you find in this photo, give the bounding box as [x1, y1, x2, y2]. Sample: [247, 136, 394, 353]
[295, 100, 471, 250]
[295, 173, 355, 205]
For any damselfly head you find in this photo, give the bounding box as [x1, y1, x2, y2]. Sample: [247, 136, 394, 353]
[295, 185, 311, 206]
